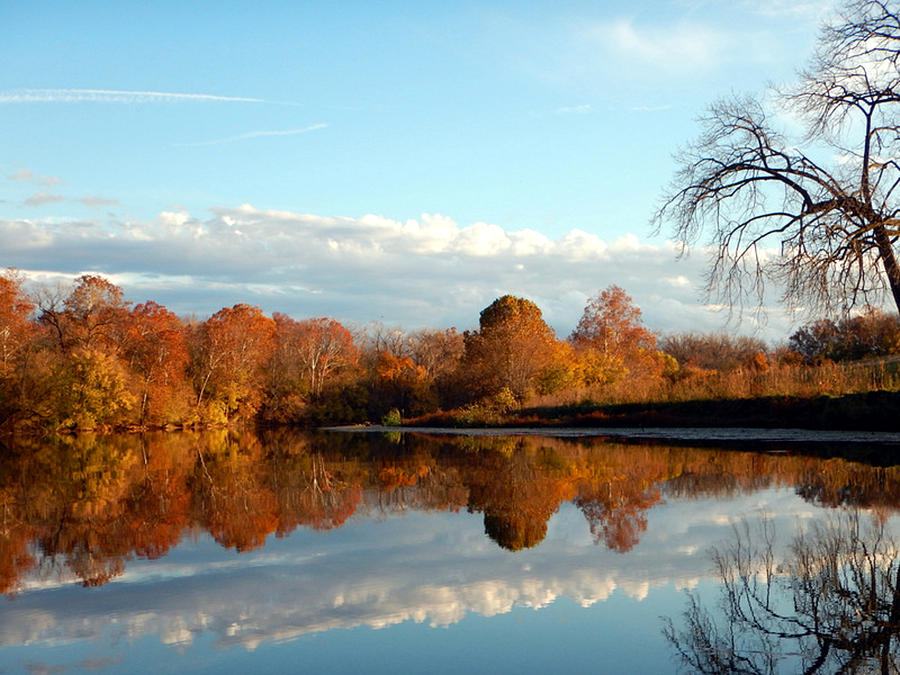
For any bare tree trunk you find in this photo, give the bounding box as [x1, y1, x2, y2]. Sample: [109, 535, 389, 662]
[874, 224, 900, 315]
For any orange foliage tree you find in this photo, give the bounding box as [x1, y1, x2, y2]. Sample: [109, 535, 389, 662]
[265, 314, 360, 422]
[273, 314, 358, 396]
[374, 350, 431, 416]
[35, 276, 136, 428]
[39, 275, 131, 353]
[123, 301, 191, 425]
[407, 327, 465, 407]
[570, 285, 661, 386]
[0, 270, 34, 376]
[462, 295, 563, 400]
[0, 270, 36, 427]
[192, 304, 276, 423]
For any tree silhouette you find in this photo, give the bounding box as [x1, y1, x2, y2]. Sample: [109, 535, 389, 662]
[657, 1, 900, 317]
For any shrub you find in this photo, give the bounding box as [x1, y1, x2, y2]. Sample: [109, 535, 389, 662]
[381, 407, 402, 426]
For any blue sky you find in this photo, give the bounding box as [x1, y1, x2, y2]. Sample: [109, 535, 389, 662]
[1, 1, 832, 339]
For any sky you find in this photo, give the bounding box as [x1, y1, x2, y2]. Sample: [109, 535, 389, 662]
[1, 1, 836, 341]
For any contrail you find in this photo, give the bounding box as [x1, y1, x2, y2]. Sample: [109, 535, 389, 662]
[0, 88, 272, 104]
[175, 124, 329, 147]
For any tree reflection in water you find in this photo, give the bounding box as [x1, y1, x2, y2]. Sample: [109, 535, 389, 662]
[3, 429, 900, 594]
[664, 511, 900, 674]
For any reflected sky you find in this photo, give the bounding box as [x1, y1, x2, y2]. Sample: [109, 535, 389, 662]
[1, 430, 898, 673]
[0, 490, 831, 673]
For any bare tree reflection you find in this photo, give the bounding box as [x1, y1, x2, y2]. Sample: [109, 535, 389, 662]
[664, 511, 900, 674]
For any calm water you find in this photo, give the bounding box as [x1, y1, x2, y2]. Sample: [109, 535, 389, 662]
[2, 429, 900, 673]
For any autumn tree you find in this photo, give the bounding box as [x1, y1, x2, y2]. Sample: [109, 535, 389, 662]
[52, 348, 136, 428]
[192, 304, 276, 423]
[461, 295, 562, 400]
[122, 301, 192, 425]
[0, 270, 36, 427]
[367, 327, 467, 414]
[264, 314, 363, 423]
[354, 325, 468, 415]
[0, 270, 34, 376]
[271, 315, 358, 398]
[660, 332, 769, 372]
[38, 275, 131, 353]
[33, 276, 136, 429]
[570, 286, 660, 385]
[657, 0, 900, 318]
[362, 322, 410, 359]
[788, 307, 900, 363]
[372, 350, 432, 417]
[407, 328, 464, 378]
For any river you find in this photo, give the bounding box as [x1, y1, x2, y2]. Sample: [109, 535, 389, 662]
[1, 428, 899, 673]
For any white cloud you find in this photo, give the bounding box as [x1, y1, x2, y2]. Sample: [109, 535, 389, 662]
[1, 205, 796, 340]
[158, 210, 191, 228]
[0, 88, 272, 104]
[663, 275, 692, 288]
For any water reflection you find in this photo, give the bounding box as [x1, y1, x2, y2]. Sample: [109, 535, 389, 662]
[3, 429, 900, 593]
[7, 430, 900, 672]
[665, 511, 900, 673]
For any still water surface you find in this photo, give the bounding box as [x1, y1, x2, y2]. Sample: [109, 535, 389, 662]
[1, 429, 900, 673]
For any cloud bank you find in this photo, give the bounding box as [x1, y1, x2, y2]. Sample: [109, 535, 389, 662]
[0, 205, 792, 338]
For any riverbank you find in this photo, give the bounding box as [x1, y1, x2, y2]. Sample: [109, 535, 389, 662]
[406, 390, 900, 433]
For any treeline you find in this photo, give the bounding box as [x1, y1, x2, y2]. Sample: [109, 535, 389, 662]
[2, 270, 900, 432]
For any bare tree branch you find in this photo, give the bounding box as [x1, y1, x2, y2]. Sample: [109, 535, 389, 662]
[656, 1, 900, 318]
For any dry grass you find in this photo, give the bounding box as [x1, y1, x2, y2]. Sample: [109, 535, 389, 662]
[527, 359, 900, 410]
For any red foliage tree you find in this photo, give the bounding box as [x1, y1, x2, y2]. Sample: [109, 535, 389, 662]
[123, 301, 191, 424]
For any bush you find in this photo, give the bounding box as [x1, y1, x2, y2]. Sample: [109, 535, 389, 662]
[381, 407, 402, 426]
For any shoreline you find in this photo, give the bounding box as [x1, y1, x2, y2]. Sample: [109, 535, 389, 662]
[325, 424, 900, 444]
[404, 390, 900, 434]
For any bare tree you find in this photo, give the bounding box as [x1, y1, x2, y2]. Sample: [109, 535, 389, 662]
[656, 1, 900, 318]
